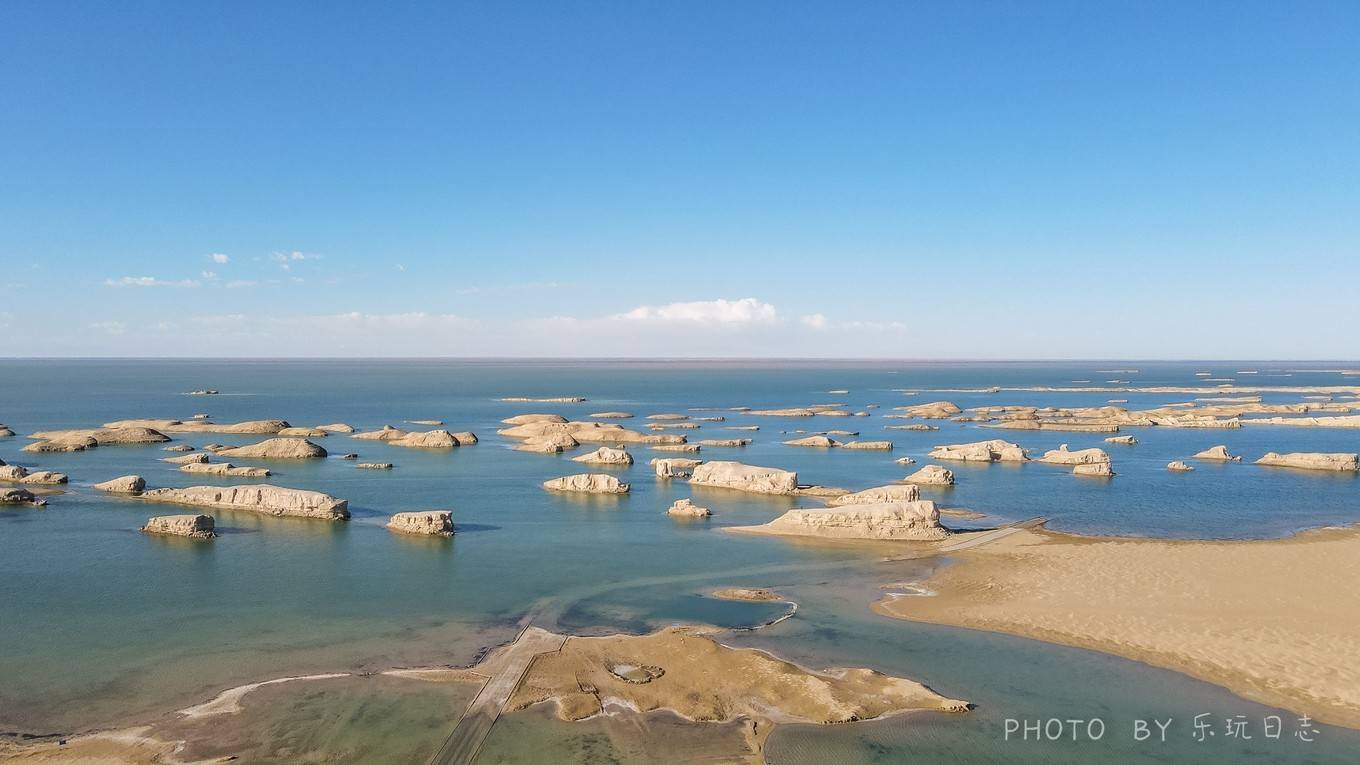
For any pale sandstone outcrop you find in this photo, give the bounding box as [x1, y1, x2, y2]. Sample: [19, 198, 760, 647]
[666, 498, 711, 517]
[648, 422, 700, 430]
[1240, 415, 1360, 428]
[651, 443, 701, 453]
[891, 401, 961, 419]
[277, 427, 328, 437]
[315, 423, 356, 433]
[353, 425, 410, 441]
[407, 419, 443, 426]
[903, 465, 954, 486]
[543, 473, 630, 494]
[498, 396, 586, 403]
[139, 485, 350, 520]
[142, 514, 215, 539]
[163, 444, 195, 452]
[355, 463, 394, 470]
[928, 440, 1026, 463]
[572, 446, 633, 465]
[1037, 445, 1111, 466]
[0, 466, 69, 484]
[515, 433, 580, 453]
[748, 408, 817, 417]
[1074, 462, 1116, 477]
[1255, 452, 1359, 471]
[842, 440, 893, 450]
[647, 414, 690, 421]
[386, 510, 454, 537]
[828, 484, 921, 506]
[1193, 445, 1241, 462]
[886, 423, 940, 431]
[217, 438, 327, 460]
[689, 461, 798, 495]
[652, 458, 703, 478]
[500, 420, 684, 445]
[590, 412, 634, 419]
[895, 456, 917, 465]
[697, 439, 751, 447]
[725, 425, 760, 431]
[1105, 435, 1138, 445]
[734, 501, 949, 541]
[784, 435, 840, 448]
[180, 462, 271, 477]
[94, 475, 146, 493]
[501, 414, 568, 426]
[23, 435, 97, 453]
[388, 430, 459, 448]
[104, 419, 289, 434]
[694, 416, 726, 422]
[1168, 461, 1194, 472]
[163, 452, 209, 464]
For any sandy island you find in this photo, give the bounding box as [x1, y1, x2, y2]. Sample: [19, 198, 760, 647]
[874, 526, 1360, 729]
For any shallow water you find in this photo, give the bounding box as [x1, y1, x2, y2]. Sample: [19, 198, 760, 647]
[1, 359, 1357, 761]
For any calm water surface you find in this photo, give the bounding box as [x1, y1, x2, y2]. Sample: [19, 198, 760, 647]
[1, 360, 1357, 762]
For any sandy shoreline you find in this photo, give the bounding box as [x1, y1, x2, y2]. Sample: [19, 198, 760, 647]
[874, 526, 1360, 729]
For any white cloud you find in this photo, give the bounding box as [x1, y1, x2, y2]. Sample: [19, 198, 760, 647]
[209, 253, 230, 264]
[104, 276, 201, 288]
[271, 250, 320, 270]
[611, 298, 778, 324]
[800, 313, 828, 330]
[201, 271, 217, 280]
[89, 320, 127, 335]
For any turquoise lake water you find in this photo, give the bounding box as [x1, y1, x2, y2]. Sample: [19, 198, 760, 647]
[1, 359, 1357, 762]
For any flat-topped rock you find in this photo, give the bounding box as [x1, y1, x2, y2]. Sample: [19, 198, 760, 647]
[1, 487, 39, 504]
[105, 418, 289, 435]
[139, 485, 349, 520]
[1074, 462, 1116, 477]
[572, 446, 633, 465]
[666, 498, 711, 517]
[748, 408, 817, 417]
[23, 435, 97, 452]
[647, 413, 690, 421]
[1193, 445, 1241, 462]
[163, 444, 195, 452]
[277, 427, 328, 437]
[543, 473, 630, 494]
[406, 419, 443, 426]
[389, 429, 460, 448]
[386, 510, 454, 537]
[652, 458, 703, 478]
[929, 440, 1027, 463]
[142, 514, 215, 539]
[690, 461, 798, 495]
[498, 396, 586, 403]
[842, 440, 893, 450]
[163, 452, 209, 464]
[697, 439, 750, 447]
[903, 465, 954, 486]
[590, 411, 634, 419]
[892, 401, 961, 419]
[94, 475, 146, 493]
[1167, 461, 1194, 472]
[650, 443, 700, 453]
[515, 433, 580, 453]
[784, 435, 840, 448]
[828, 484, 921, 506]
[355, 462, 394, 470]
[1255, 452, 1359, 471]
[1037, 445, 1111, 465]
[734, 501, 949, 541]
[0, 465, 69, 484]
[501, 414, 569, 426]
[353, 425, 410, 441]
[180, 462, 271, 477]
[315, 423, 356, 433]
[217, 438, 327, 460]
[1105, 435, 1138, 445]
[886, 424, 939, 431]
[500, 420, 685, 445]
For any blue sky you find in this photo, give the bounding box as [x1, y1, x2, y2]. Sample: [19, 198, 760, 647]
[2, 1, 1357, 358]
